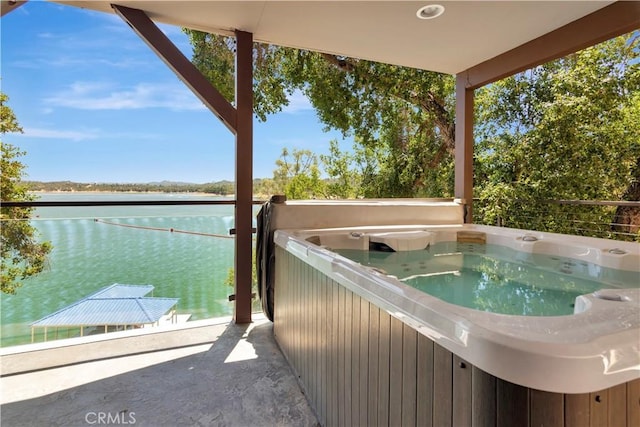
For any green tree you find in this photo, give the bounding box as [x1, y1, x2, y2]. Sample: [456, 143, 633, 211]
[272, 148, 326, 199]
[320, 139, 362, 199]
[253, 178, 280, 198]
[1, 92, 52, 294]
[474, 34, 640, 239]
[185, 30, 455, 198]
[188, 30, 638, 239]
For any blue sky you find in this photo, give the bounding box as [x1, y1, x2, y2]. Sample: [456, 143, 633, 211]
[1, 1, 352, 183]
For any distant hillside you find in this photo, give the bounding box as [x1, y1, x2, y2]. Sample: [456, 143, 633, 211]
[146, 180, 204, 187]
[26, 180, 236, 195]
[25, 177, 288, 199]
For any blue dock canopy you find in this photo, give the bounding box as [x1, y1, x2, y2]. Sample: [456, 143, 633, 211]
[30, 284, 179, 341]
[87, 283, 155, 299]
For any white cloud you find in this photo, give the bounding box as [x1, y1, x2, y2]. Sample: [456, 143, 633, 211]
[44, 81, 206, 111]
[282, 89, 314, 114]
[44, 56, 151, 69]
[20, 126, 161, 142]
[21, 128, 100, 142]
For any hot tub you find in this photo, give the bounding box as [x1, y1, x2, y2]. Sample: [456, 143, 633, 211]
[274, 224, 639, 394]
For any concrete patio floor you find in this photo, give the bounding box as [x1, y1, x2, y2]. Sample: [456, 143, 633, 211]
[0, 316, 319, 427]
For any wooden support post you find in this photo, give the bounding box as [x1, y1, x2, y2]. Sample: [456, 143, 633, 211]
[234, 30, 254, 324]
[454, 74, 474, 223]
[113, 5, 255, 324]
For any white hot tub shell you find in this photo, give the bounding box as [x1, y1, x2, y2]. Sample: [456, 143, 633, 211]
[261, 199, 640, 426]
[275, 224, 640, 394]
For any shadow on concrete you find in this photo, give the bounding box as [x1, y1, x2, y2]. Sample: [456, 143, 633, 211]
[1, 320, 318, 427]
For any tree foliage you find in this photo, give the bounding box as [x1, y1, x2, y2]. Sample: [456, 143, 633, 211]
[185, 29, 455, 198]
[1, 93, 53, 294]
[474, 34, 640, 239]
[187, 29, 638, 239]
[320, 140, 364, 199]
[272, 148, 326, 199]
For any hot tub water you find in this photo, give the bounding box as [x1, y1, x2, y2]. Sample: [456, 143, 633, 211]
[334, 242, 638, 316]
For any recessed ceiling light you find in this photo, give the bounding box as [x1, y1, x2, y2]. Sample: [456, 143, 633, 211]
[416, 4, 445, 20]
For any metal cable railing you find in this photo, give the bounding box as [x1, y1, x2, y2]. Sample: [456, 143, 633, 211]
[474, 198, 640, 242]
[4, 198, 637, 239]
[0, 199, 266, 207]
[1, 199, 267, 234]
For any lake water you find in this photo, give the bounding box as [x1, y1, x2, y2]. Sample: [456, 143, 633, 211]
[1, 193, 260, 347]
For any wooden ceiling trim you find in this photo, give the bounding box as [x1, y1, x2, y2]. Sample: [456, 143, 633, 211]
[460, 1, 640, 89]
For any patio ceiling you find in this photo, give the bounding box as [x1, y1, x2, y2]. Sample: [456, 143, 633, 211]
[50, 0, 616, 76]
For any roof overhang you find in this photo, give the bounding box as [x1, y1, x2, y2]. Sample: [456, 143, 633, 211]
[47, 1, 627, 76]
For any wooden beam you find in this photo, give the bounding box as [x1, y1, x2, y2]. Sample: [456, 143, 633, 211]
[1, 0, 27, 17]
[454, 1, 638, 224]
[233, 30, 253, 324]
[461, 1, 640, 89]
[112, 4, 237, 132]
[113, 4, 256, 322]
[454, 75, 474, 223]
